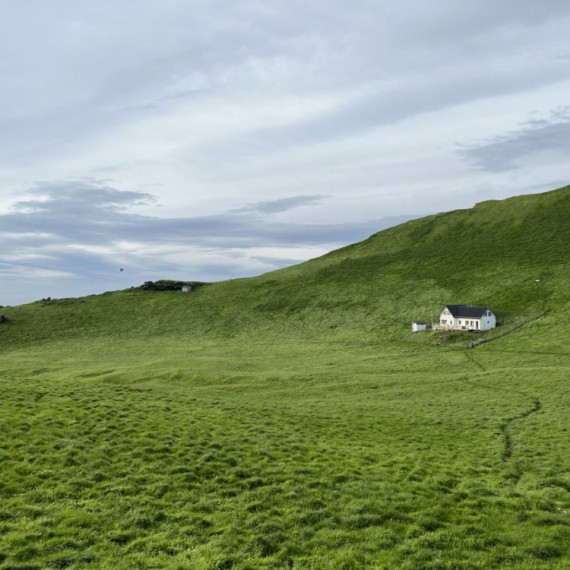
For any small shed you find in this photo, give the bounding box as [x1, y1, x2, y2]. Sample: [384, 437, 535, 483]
[182, 285, 192, 293]
[412, 321, 427, 332]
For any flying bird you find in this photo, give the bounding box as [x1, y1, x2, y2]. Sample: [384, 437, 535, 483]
[120, 268, 124, 272]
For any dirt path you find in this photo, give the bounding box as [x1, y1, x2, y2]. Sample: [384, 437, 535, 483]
[461, 352, 541, 464]
[501, 399, 541, 463]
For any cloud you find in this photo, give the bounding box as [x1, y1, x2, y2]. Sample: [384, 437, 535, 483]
[11, 181, 156, 213]
[459, 107, 570, 172]
[2, 0, 570, 171]
[0, 181, 414, 303]
[250, 256, 310, 268]
[1, 182, 410, 250]
[232, 195, 325, 214]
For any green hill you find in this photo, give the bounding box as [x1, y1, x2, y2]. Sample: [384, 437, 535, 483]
[1, 185, 570, 569]
[3, 184, 570, 347]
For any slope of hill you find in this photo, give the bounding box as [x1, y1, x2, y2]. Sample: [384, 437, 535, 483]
[2, 184, 570, 348]
[1, 185, 569, 569]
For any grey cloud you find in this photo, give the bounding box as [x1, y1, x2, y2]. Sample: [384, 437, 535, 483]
[12, 181, 156, 213]
[1, 182, 410, 249]
[196, 66, 570, 161]
[251, 256, 309, 269]
[128, 89, 207, 112]
[459, 109, 570, 171]
[523, 180, 570, 193]
[2, 0, 570, 167]
[232, 195, 325, 214]
[0, 181, 414, 305]
[0, 180, 414, 260]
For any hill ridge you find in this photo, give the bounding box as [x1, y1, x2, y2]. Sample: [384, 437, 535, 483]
[1, 184, 569, 349]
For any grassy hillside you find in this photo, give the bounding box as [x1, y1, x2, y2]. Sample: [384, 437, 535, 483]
[3, 185, 569, 348]
[1, 186, 570, 569]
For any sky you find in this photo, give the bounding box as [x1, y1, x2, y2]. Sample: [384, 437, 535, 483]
[1, 0, 569, 306]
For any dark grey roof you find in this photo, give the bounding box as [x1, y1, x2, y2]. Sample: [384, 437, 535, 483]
[413, 321, 427, 324]
[444, 305, 493, 318]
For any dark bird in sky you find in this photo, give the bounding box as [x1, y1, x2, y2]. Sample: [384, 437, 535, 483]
[120, 268, 124, 272]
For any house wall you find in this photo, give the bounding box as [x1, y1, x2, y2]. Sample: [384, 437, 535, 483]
[479, 312, 496, 331]
[412, 323, 427, 332]
[439, 309, 455, 328]
[457, 318, 480, 330]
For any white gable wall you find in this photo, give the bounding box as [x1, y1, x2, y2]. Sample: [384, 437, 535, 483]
[479, 310, 496, 331]
[439, 308, 455, 328]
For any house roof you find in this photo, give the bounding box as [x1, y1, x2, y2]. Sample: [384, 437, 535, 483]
[444, 305, 492, 318]
[413, 321, 427, 325]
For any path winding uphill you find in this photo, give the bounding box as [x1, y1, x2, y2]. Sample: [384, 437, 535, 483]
[463, 350, 544, 464]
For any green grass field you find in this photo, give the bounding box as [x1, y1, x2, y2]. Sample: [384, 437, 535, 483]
[1, 186, 570, 568]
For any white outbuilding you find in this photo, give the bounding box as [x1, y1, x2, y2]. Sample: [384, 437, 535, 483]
[412, 321, 427, 332]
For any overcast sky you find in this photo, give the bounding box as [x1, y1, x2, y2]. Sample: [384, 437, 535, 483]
[1, 0, 569, 306]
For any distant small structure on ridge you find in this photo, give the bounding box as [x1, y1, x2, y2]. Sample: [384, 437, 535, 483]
[182, 285, 192, 293]
[434, 305, 496, 332]
[412, 321, 427, 332]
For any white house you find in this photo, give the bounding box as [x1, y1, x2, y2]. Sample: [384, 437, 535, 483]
[182, 285, 192, 293]
[437, 305, 496, 332]
[412, 321, 427, 332]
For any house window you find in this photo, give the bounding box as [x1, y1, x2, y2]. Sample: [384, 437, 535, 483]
[442, 320, 447, 324]
[458, 320, 461, 324]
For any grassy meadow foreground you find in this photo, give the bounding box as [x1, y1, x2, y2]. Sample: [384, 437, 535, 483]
[1, 186, 570, 568]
